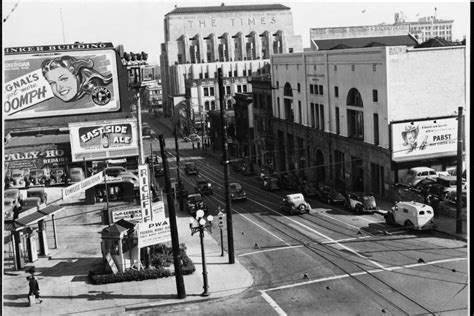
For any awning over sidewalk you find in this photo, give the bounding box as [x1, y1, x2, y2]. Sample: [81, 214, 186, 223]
[38, 205, 64, 216]
[15, 212, 48, 226]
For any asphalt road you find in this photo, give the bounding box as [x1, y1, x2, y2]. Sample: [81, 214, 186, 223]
[140, 115, 468, 315]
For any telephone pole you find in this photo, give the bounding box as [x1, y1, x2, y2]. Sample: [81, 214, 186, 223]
[455, 107, 463, 234]
[159, 135, 186, 298]
[218, 68, 235, 264]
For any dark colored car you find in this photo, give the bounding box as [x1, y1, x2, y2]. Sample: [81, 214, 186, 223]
[229, 182, 247, 201]
[261, 176, 280, 191]
[184, 162, 199, 175]
[50, 168, 67, 186]
[146, 155, 164, 176]
[280, 173, 299, 190]
[105, 166, 127, 177]
[27, 168, 49, 187]
[231, 158, 245, 172]
[315, 185, 346, 205]
[299, 180, 319, 197]
[186, 193, 208, 215]
[26, 187, 48, 204]
[195, 178, 213, 195]
[411, 178, 437, 194]
[240, 162, 255, 176]
[344, 192, 377, 214]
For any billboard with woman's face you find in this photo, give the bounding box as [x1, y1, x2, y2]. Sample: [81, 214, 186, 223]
[4, 43, 121, 120]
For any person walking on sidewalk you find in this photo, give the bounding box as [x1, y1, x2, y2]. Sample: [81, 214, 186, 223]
[27, 274, 42, 305]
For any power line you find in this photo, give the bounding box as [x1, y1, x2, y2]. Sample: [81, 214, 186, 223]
[3, 1, 19, 23]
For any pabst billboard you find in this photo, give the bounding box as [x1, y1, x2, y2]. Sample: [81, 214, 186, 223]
[3, 43, 120, 120]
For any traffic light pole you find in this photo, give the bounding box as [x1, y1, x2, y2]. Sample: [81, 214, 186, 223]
[159, 135, 186, 299]
[217, 68, 235, 264]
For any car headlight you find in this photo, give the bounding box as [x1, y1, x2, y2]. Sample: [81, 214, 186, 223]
[231, 194, 235, 197]
[207, 183, 211, 187]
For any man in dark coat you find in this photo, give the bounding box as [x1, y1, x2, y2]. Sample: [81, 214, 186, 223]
[28, 275, 42, 304]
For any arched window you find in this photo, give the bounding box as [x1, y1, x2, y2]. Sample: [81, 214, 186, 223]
[283, 82, 293, 97]
[204, 101, 210, 111]
[227, 100, 232, 109]
[347, 88, 363, 107]
[211, 101, 216, 111]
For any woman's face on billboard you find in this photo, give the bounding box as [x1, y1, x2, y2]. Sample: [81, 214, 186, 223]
[45, 67, 79, 102]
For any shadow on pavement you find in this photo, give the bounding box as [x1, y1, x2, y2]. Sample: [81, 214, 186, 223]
[35, 257, 103, 277]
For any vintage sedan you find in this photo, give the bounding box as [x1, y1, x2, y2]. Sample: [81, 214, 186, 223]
[229, 182, 247, 201]
[345, 192, 377, 214]
[261, 176, 280, 191]
[9, 169, 27, 188]
[195, 178, 213, 195]
[184, 162, 199, 175]
[186, 193, 208, 215]
[299, 180, 319, 197]
[27, 168, 49, 187]
[315, 185, 346, 205]
[280, 193, 311, 215]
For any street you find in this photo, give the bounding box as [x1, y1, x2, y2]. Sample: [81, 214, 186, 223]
[139, 116, 468, 315]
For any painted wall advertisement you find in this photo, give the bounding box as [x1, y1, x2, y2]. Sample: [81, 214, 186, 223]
[68, 118, 139, 161]
[4, 43, 120, 120]
[391, 117, 457, 162]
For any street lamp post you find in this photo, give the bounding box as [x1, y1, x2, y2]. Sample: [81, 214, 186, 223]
[189, 209, 214, 297]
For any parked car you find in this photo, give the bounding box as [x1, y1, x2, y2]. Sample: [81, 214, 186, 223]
[146, 155, 164, 176]
[26, 187, 48, 204]
[186, 193, 208, 215]
[4, 198, 18, 220]
[4, 188, 22, 205]
[344, 192, 377, 214]
[261, 176, 280, 191]
[9, 169, 27, 188]
[240, 162, 255, 176]
[50, 168, 67, 185]
[229, 182, 247, 201]
[21, 197, 42, 210]
[280, 173, 299, 190]
[189, 133, 201, 142]
[231, 158, 245, 172]
[27, 168, 49, 187]
[299, 180, 319, 197]
[384, 201, 435, 231]
[68, 167, 84, 183]
[195, 177, 213, 195]
[184, 162, 199, 175]
[118, 171, 139, 187]
[411, 178, 437, 194]
[315, 185, 346, 205]
[280, 193, 311, 215]
[402, 167, 438, 187]
[105, 166, 127, 178]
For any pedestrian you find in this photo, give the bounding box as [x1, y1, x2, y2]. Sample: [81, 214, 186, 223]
[197, 141, 201, 149]
[27, 274, 42, 305]
[192, 142, 195, 150]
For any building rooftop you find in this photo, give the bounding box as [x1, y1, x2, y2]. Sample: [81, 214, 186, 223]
[312, 35, 419, 50]
[414, 37, 461, 48]
[166, 4, 290, 16]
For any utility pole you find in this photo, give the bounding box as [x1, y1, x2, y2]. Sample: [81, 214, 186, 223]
[174, 124, 183, 212]
[218, 68, 235, 264]
[159, 134, 186, 299]
[455, 107, 463, 234]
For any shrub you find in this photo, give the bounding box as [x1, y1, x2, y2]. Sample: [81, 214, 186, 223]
[90, 268, 172, 285]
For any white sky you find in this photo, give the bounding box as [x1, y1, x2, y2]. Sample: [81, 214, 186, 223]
[2, 0, 471, 65]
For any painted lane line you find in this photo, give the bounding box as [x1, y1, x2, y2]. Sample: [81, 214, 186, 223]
[264, 257, 467, 292]
[321, 236, 372, 244]
[247, 198, 386, 269]
[260, 291, 288, 316]
[206, 195, 291, 246]
[317, 210, 380, 228]
[239, 245, 305, 257]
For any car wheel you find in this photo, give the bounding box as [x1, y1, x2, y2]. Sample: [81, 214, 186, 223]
[298, 204, 306, 212]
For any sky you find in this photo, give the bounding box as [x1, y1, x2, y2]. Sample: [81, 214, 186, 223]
[2, 0, 471, 65]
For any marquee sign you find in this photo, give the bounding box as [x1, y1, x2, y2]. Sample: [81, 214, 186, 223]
[391, 117, 457, 162]
[68, 119, 139, 162]
[3, 43, 120, 120]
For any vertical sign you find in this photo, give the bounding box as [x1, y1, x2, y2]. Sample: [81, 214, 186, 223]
[138, 164, 151, 222]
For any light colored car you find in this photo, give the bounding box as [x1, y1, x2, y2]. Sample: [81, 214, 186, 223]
[280, 193, 311, 215]
[229, 182, 247, 201]
[402, 167, 437, 187]
[4, 188, 22, 205]
[26, 187, 48, 204]
[385, 201, 435, 230]
[9, 169, 27, 188]
[345, 192, 377, 214]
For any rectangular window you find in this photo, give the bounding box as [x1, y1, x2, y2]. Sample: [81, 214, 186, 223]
[310, 85, 314, 94]
[373, 64, 377, 72]
[335, 107, 340, 134]
[310, 103, 315, 128]
[319, 104, 325, 130]
[209, 87, 215, 96]
[314, 85, 319, 95]
[335, 150, 345, 182]
[277, 97, 280, 118]
[373, 113, 379, 146]
[199, 73, 203, 79]
[315, 103, 320, 129]
[373, 89, 378, 102]
[237, 85, 242, 93]
[347, 109, 364, 140]
[243, 85, 247, 93]
[204, 72, 209, 79]
[334, 65, 337, 71]
[276, 81, 279, 89]
[334, 86, 339, 98]
[234, 70, 238, 77]
[203, 87, 209, 97]
[352, 65, 355, 71]
[228, 71, 232, 77]
[226, 86, 231, 95]
[298, 101, 302, 124]
[319, 85, 323, 95]
[297, 83, 301, 93]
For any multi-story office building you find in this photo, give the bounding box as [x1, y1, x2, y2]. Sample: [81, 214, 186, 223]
[270, 44, 465, 198]
[160, 3, 302, 130]
[394, 11, 455, 42]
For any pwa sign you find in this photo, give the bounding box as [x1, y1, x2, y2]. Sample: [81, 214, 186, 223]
[138, 218, 171, 248]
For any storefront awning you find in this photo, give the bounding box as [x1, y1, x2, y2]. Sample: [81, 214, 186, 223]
[4, 221, 24, 232]
[38, 205, 64, 216]
[15, 211, 48, 226]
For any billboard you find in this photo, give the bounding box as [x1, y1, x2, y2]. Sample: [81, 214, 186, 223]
[69, 118, 139, 162]
[4, 43, 120, 120]
[391, 117, 457, 162]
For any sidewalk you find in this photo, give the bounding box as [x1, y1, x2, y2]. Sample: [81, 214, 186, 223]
[2, 200, 253, 315]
